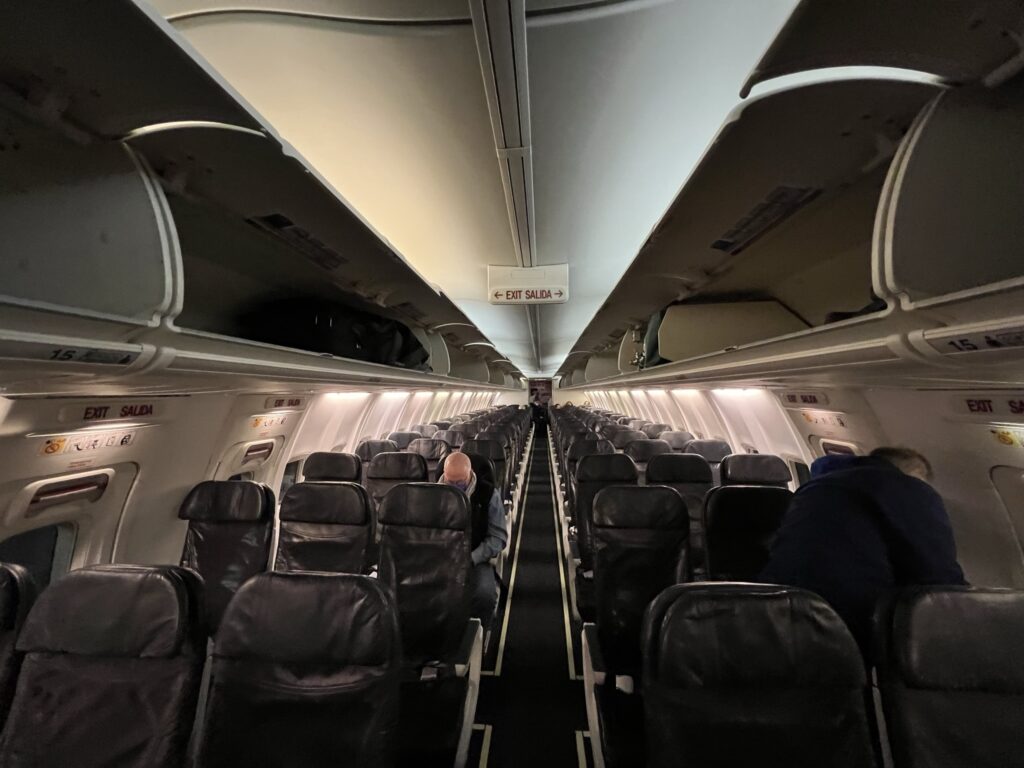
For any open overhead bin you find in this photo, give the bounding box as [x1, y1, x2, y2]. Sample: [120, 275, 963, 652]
[0, 0, 514, 393]
[559, 77, 939, 383]
[741, 0, 1024, 97]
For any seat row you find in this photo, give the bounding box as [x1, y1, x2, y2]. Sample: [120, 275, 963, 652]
[589, 580, 1024, 768]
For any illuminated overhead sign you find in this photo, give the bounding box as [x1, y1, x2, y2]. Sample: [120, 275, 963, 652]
[487, 264, 569, 305]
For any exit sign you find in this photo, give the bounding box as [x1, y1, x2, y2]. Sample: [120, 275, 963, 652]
[487, 264, 569, 305]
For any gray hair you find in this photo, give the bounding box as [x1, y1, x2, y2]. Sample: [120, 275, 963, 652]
[870, 446, 933, 482]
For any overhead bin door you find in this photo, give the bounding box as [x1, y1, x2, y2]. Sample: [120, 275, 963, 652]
[741, 0, 1024, 96]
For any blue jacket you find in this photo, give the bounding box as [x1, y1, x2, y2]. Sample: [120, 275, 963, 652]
[760, 457, 966, 656]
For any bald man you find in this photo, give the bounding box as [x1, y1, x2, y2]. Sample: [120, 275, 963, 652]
[441, 451, 508, 624]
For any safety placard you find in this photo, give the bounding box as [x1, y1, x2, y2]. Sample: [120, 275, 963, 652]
[487, 264, 569, 305]
[39, 429, 137, 457]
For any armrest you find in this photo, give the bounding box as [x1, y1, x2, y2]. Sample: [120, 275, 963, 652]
[582, 622, 606, 686]
[454, 618, 483, 678]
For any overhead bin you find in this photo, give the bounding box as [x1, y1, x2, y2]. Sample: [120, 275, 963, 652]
[559, 78, 938, 382]
[741, 0, 1024, 97]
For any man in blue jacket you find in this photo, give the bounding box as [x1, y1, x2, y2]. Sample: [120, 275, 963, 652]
[759, 447, 966, 658]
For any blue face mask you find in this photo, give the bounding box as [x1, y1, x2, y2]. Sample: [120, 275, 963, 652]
[449, 479, 469, 492]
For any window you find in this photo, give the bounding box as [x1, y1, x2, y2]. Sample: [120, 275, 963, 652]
[820, 440, 858, 455]
[281, 460, 301, 497]
[0, 524, 76, 589]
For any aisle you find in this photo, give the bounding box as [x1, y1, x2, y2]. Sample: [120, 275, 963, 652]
[474, 432, 589, 767]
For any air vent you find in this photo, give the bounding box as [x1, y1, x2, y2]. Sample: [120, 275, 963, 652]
[711, 186, 821, 255]
[248, 213, 349, 270]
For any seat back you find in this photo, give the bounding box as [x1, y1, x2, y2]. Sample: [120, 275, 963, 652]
[611, 430, 647, 451]
[0, 563, 36, 731]
[641, 423, 672, 439]
[623, 439, 673, 483]
[365, 452, 428, 509]
[178, 480, 273, 632]
[642, 583, 876, 768]
[276, 482, 373, 574]
[433, 429, 466, 450]
[407, 438, 452, 482]
[720, 453, 792, 488]
[355, 439, 400, 478]
[462, 438, 508, 499]
[627, 419, 651, 431]
[2, 566, 206, 768]
[875, 587, 1024, 768]
[683, 439, 732, 482]
[702, 482, 792, 581]
[574, 454, 638, 570]
[387, 431, 422, 450]
[449, 423, 477, 438]
[592, 486, 688, 673]
[302, 451, 361, 483]
[566, 436, 615, 482]
[377, 484, 471, 665]
[197, 573, 401, 768]
[411, 423, 438, 437]
[660, 430, 696, 452]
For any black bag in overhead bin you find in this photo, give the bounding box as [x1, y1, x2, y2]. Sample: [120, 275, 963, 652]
[238, 297, 431, 371]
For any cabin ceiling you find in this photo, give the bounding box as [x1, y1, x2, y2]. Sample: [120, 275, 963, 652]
[149, 0, 802, 376]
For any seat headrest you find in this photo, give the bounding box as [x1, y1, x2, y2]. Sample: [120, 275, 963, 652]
[378, 483, 470, 530]
[881, 587, 1024, 692]
[433, 430, 464, 447]
[567, 438, 615, 460]
[410, 424, 437, 437]
[624, 439, 673, 463]
[644, 583, 864, 688]
[611, 430, 648, 449]
[683, 439, 732, 463]
[355, 440, 399, 461]
[461, 439, 504, 460]
[216, 572, 399, 665]
[178, 480, 268, 523]
[302, 452, 361, 482]
[366, 452, 427, 481]
[407, 438, 451, 461]
[18, 565, 203, 658]
[720, 454, 792, 486]
[659, 430, 696, 450]
[593, 486, 687, 529]
[577, 453, 638, 483]
[0, 563, 36, 631]
[642, 423, 672, 438]
[646, 453, 713, 484]
[466, 452, 497, 485]
[478, 429, 509, 443]
[386, 431, 422, 448]
[431, 421, 452, 430]
[280, 482, 371, 525]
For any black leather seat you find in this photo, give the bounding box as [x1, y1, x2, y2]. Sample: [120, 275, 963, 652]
[462, 438, 509, 501]
[411, 423, 438, 437]
[387, 431, 422, 450]
[302, 451, 361, 483]
[178, 480, 273, 632]
[646, 453, 713, 570]
[377, 483, 481, 765]
[195, 572, 401, 768]
[874, 586, 1024, 768]
[660, 430, 696, 452]
[641, 423, 671, 439]
[0, 563, 36, 731]
[623, 439, 672, 484]
[431, 420, 453, 431]
[408, 437, 452, 482]
[365, 452, 428, 510]
[275, 482, 373, 574]
[433, 429, 466, 450]
[683, 439, 732, 482]
[566, 437, 615, 493]
[642, 583, 877, 768]
[702, 455, 792, 581]
[611, 430, 647, 451]
[354, 438, 399, 480]
[574, 453, 639, 577]
[449, 423, 477, 439]
[1, 565, 206, 768]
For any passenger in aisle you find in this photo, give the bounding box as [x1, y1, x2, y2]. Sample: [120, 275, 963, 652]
[759, 447, 966, 658]
[439, 451, 507, 626]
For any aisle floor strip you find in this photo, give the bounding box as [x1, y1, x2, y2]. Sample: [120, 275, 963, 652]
[548, 439, 581, 681]
[481, 436, 534, 677]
